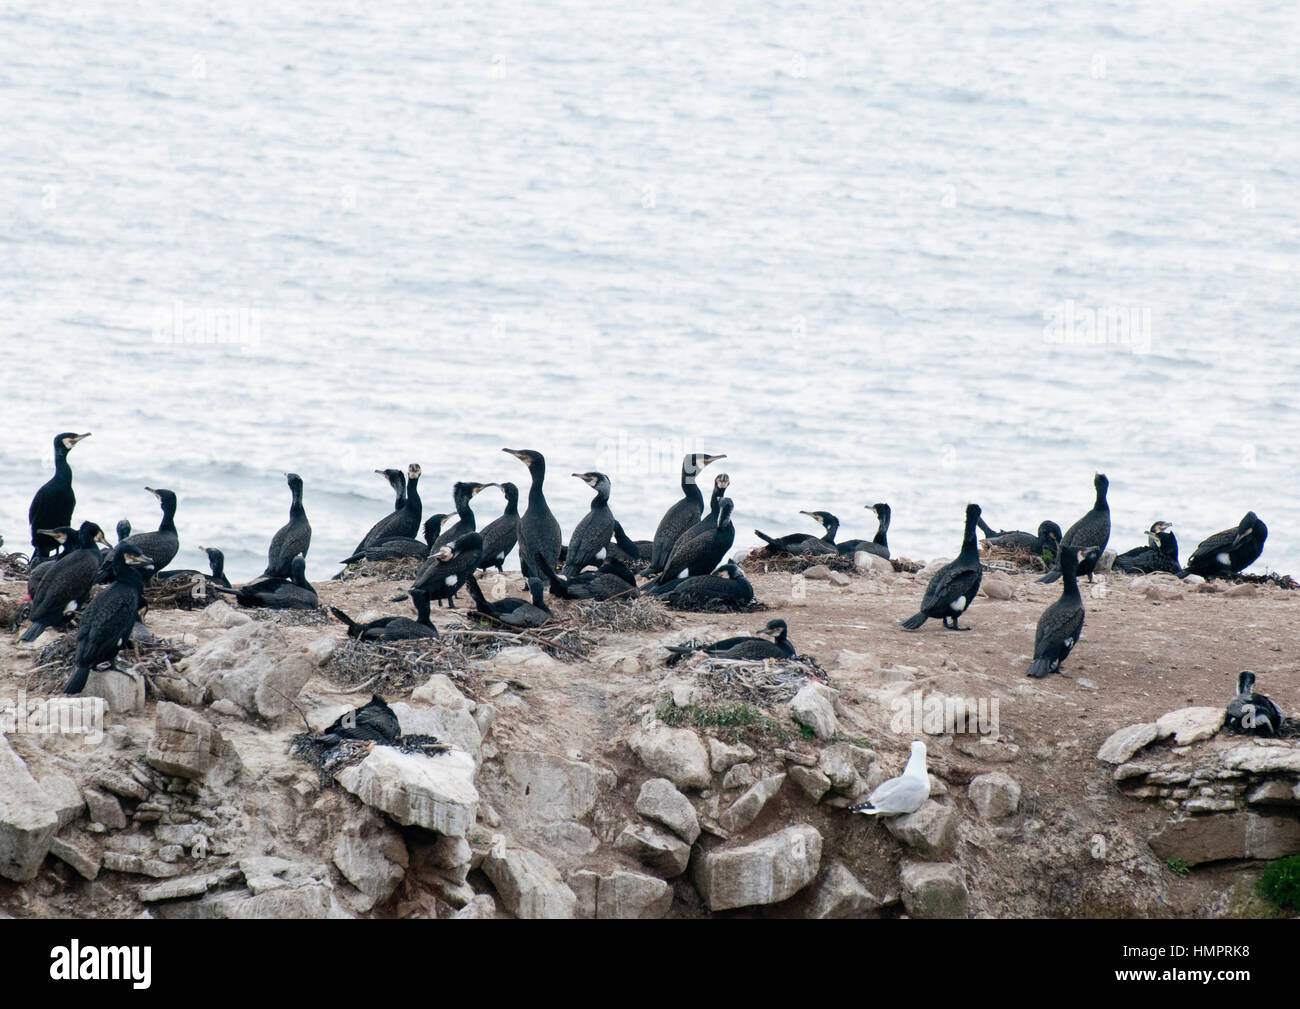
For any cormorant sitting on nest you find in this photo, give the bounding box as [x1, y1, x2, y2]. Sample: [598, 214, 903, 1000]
[664, 618, 794, 662]
[156, 546, 232, 589]
[655, 498, 736, 584]
[318, 695, 401, 745]
[351, 464, 422, 556]
[331, 588, 439, 641]
[341, 514, 448, 564]
[977, 517, 1061, 564]
[215, 554, 318, 609]
[650, 562, 754, 610]
[838, 503, 892, 559]
[1180, 512, 1267, 579]
[901, 503, 982, 631]
[755, 510, 839, 556]
[1225, 671, 1283, 736]
[29, 432, 90, 560]
[537, 552, 638, 601]
[466, 575, 552, 628]
[1113, 521, 1179, 575]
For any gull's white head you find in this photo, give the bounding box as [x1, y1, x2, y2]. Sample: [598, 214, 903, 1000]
[905, 740, 928, 773]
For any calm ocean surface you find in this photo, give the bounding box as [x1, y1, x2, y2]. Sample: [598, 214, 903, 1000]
[2, 2, 1298, 581]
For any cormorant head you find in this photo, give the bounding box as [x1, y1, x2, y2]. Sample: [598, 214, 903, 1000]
[290, 555, 308, 582]
[37, 526, 75, 545]
[1094, 473, 1109, 500]
[714, 473, 731, 491]
[717, 497, 735, 528]
[117, 543, 154, 570]
[55, 432, 90, 453]
[284, 473, 303, 493]
[407, 463, 422, 481]
[424, 514, 449, 542]
[498, 482, 519, 506]
[377, 467, 406, 487]
[1038, 520, 1062, 544]
[433, 544, 454, 563]
[453, 480, 492, 501]
[800, 510, 838, 530]
[146, 487, 178, 512]
[719, 563, 742, 579]
[683, 453, 726, 477]
[1231, 511, 1263, 548]
[203, 547, 225, 571]
[965, 503, 982, 526]
[1236, 671, 1256, 695]
[116, 518, 132, 542]
[78, 522, 107, 548]
[756, 618, 787, 638]
[870, 502, 892, 524]
[503, 448, 543, 471]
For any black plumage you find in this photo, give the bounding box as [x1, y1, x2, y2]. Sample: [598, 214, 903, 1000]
[664, 618, 794, 662]
[28, 432, 90, 559]
[215, 555, 318, 609]
[378, 468, 407, 510]
[838, 503, 892, 559]
[467, 575, 552, 628]
[342, 515, 447, 564]
[263, 472, 311, 578]
[155, 546, 233, 590]
[352, 464, 423, 555]
[115, 519, 131, 544]
[1027, 546, 1097, 678]
[477, 482, 520, 573]
[652, 563, 754, 610]
[117, 488, 180, 579]
[26, 526, 77, 600]
[21, 522, 108, 642]
[755, 510, 839, 556]
[1225, 671, 1283, 737]
[537, 552, 638, 601]
[1039, 474, 1110, 584]
[901, 503, 983, 631]
[434, 481, 494, 550]
[317, 695, 401, 745]
[1113, 522, 1179, 575]
[63, 543, 153, 694]
[978, 517, 1062, 564]
[1181, 512, 1267, 579]
[655, 498, 736, 584]
[503, 449, 561, 581]
[331, 588, 439, 641]
[564, 472, 619, 576]
[646, 453, 727, 575]
[411, 532, 484, 607]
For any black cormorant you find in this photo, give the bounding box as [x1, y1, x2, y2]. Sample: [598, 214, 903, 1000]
[378, 468, 407, 510]
[331, 588, 439, 641]
[664, 618, 794, 662]
[651, 563, 754, 610]
[341, 515, 447, 564]
[317, 695, 401, 745]
[838, 503, 892, 559]
[1225, 671, 1283, 736]
[564, 472, 620, 577]
[646, 453, 727, 575]
[1040, 474, 1110, 584]
[28, 432, 90, 559]
[263, 473, 311, 578]
[1113, 522, 1179, 575]
[156, 546, 233, 590]
[477, 482, 520, 573]
[215, 555, 318, 609]
[655, 498, 736, 584]
[466, 575, 552, 628]
[25, 526, 77, 599]
[1180, 512, 1267, 579]
[901, 503, 983, 631]
[352, 464, 423, 555]
[503, 449, 561, 581]
[978, 517, 1062, 564]
[1027, 546, 1098, 678]
[411, 532, 484, 607]
[115, 519, 131, 544]
[118, 488, 180, 577]
[433, 481, 494, 550]
[63, 543, 153, 694]
[21, 522, 109, 641]
[755, 511, 839, 556]
[537, 552, 638, 601]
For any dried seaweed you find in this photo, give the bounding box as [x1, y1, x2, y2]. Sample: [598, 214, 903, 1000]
[979, 545, 1049, 572]
[740, 549, 856, 576]
[683, 654, 828, 706]
[27, 632, 192, 694]
[324, 636, 483, 695]
[567, 596, 672, 634]
[332, 557, 427, 583]
[144, 574, 219, 611]
[290, 733, 452, 788]
[248, 607, 331, 626]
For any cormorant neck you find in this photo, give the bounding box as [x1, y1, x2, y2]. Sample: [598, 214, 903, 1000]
[289, 486, 305, 519]
[959, 518, 979, 560]
[528, 472, 547, 508]
[158, 502, 177, 534]
[53, 449, 72, 479]
[404, 477, 421, 513]
[874, 514, 889, 547]
[591, 488, 610, 510]
[1094, 487, 1108, 511]
[821, 519, 839, 543]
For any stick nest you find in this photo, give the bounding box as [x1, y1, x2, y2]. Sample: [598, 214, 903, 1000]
[740, 549, 856, 575]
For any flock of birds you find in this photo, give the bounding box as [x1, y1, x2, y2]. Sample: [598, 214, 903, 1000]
[7, 433, 1289, 805]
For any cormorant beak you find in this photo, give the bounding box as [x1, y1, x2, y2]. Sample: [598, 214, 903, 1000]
[65, 433, 90, 449]
[1230, 531, 1252, 549]
[704, 454, 727, 465]
[125, 554, 153, 568]
[473, 483, 495, 495]
[95, 532, 107, 545]
[503, 449, 530, 466]
[436, 547, 453, 561]
[38, 529, 66, 543]
[146, 487, 161, 499]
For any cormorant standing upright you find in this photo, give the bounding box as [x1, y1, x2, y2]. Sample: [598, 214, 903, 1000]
[477, 482, 520, 573]
[434, 482, 494, 550]
[263, 473, 311, 578]
[63, 543, 153, 694]
[28, 432, 90, 559]
[1040, 474, 1110, 584]
[655, 498, 736, 584]
[503, 449, 561, 581]
[646, 453, 726, 575]
[411, 532, 484, 607]
[1027, 546, 1098, 677]
[1180, 512, 1267, 579]
[901, 503, 983, 631]
[351, 464, 422, 555]
[564, 472, 619, 577]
